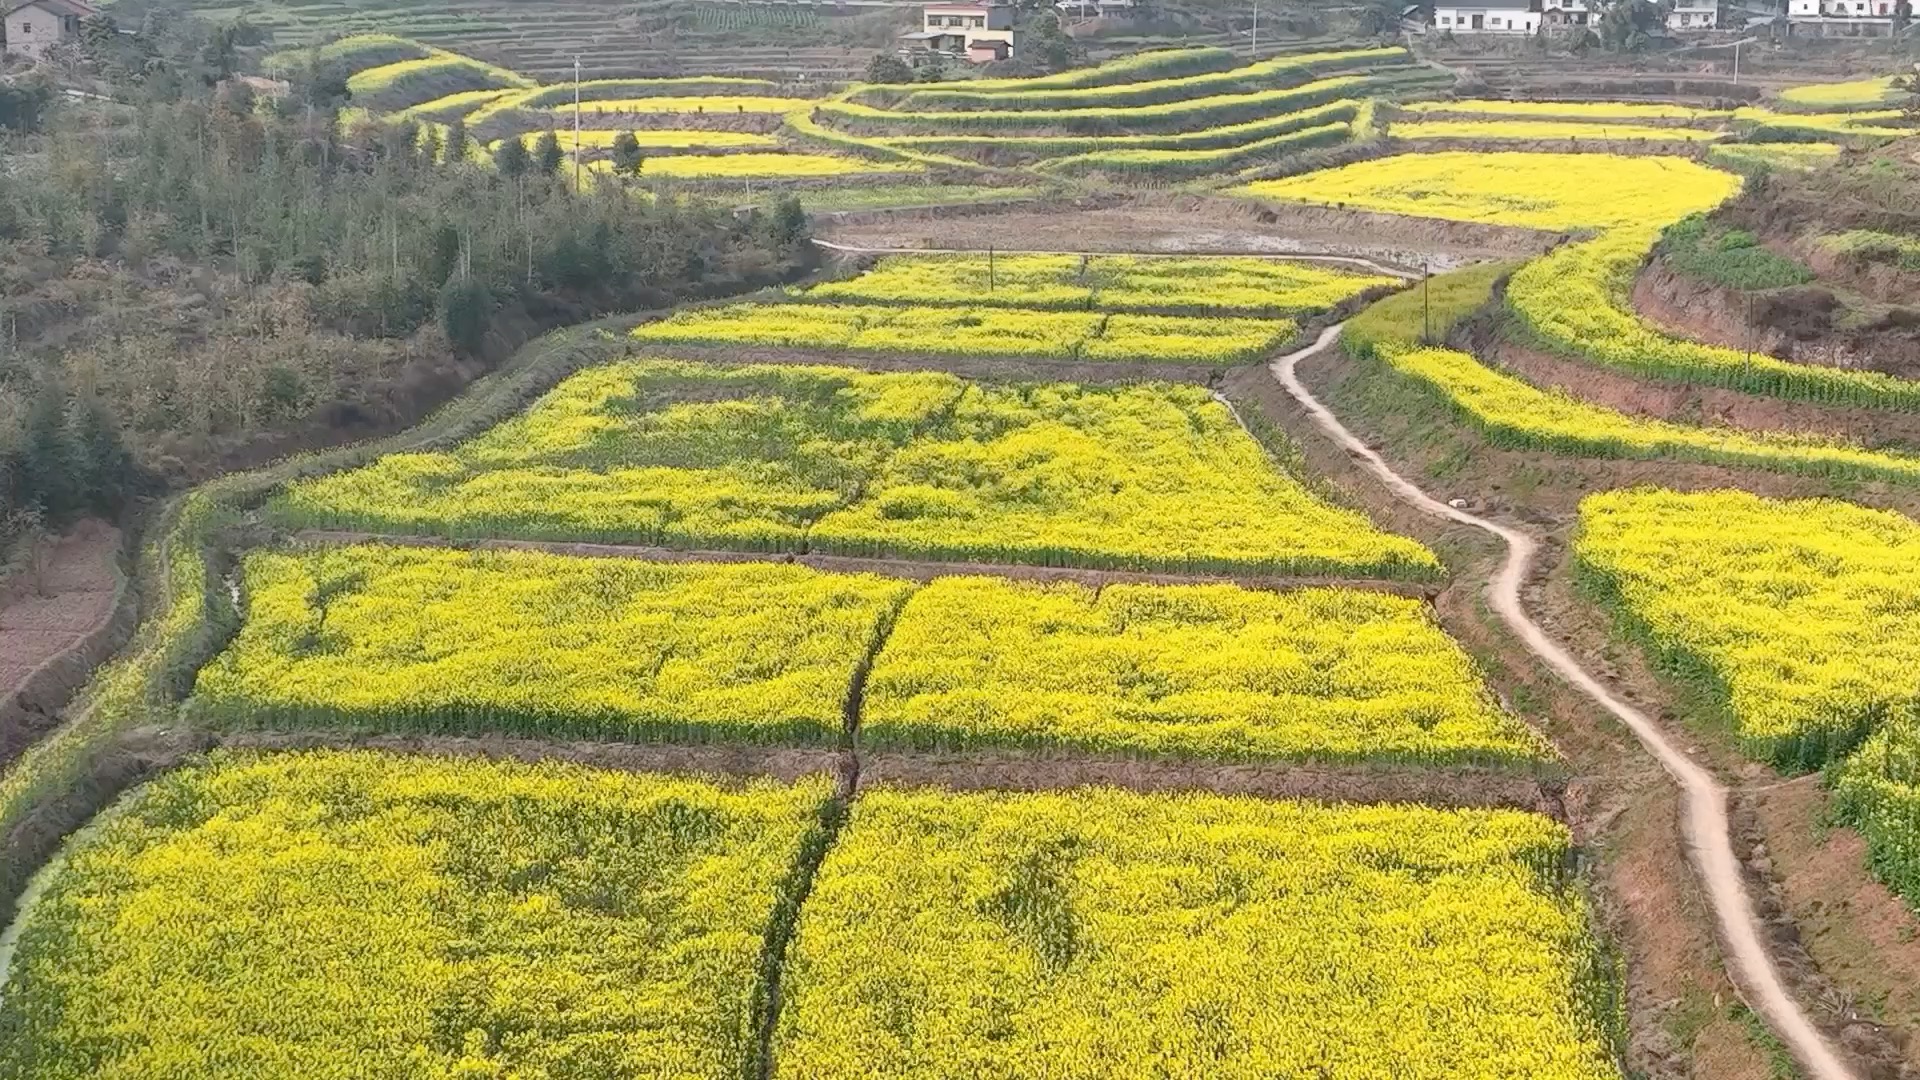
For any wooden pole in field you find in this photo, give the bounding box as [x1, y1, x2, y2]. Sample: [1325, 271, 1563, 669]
[574, 55, 583, 191]
[1422, 262, 1431, 344]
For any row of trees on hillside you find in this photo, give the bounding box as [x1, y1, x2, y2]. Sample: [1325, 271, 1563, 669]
[0, 26, 811, 542]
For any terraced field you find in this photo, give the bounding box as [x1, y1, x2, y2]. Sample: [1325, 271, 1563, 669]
[14, 39, 1920, 1080]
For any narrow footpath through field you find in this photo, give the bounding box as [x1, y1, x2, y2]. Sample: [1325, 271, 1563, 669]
[1270, 323, 1860, 1080]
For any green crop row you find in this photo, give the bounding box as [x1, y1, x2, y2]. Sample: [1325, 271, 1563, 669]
[876, 100, 1360, 166]
[470, 76, 796, 125]
[849, 46, 1241, 105]
[1657, 213, 1814, 290]
[347, 52, 535, 114]
[1034, 120, 1352, 181]
[891, 46, 1405, 114]
[818, 74, 1384, 137]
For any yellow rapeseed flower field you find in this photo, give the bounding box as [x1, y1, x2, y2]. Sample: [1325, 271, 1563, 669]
[637, 152, 918, 178]
[1776, 74, 1903, 109]
[0, 749, 835, 1080]
[190, 545, 912, 744]
[775, 786, 1623, 1080]
[1242, 151, 1920, 406]
[1401, 99, 1729, 121]
[1574, 487, 1920, 768]
[271, 360, 1441, 578]
[1573, 487, 1920, 907]
[632, 302, 1296, 365]
[863, 577, 1552, 765]
[1389, 119, 1724, 142]
[1237, 150, 1733, 231]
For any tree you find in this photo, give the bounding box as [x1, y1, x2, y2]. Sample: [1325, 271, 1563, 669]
[1020, 14, 1085, 73]
[445, 119, 471, 165]
[20, 380, 75, 516]
[0, 83, 51, 134]
[1895, 0, 1911, 31]
[609, 131, 644, 176]
[1598, 0, 1660, 51]
[767, 195, 808, 250]
[439, 272, 492, 357]
[1355, 0, 1408, 37]
[864, 52, 914, 84]
[67, 393, 132, 513]
[533, 131, 565, 177]
[495, 136, 531, 179]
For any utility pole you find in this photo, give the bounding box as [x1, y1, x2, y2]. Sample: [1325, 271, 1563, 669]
[1744, 293, 1754, 370]
[1732, 38, 1741, 85]
[573, 55, 584, 191]
[1251, 2, 1259, 58]
[1422, 262, 1431, 343]
[988, 246, 996, 291]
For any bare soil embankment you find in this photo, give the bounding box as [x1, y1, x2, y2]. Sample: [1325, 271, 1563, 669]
[820, 197, 1562, 273]
[0, 522, 134, 768]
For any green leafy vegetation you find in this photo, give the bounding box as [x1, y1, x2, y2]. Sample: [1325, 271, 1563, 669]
[1659, 214, 1814, 291]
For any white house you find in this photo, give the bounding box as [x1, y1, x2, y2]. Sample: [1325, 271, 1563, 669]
[1, 0, 94, 60]
[1667, 0, 1720, 29]
[1541, 0, 1592, 27]
[902, 3, 1015, 62]
[1786, 0, 1896, 33]
[1433, 0, 1542, 34]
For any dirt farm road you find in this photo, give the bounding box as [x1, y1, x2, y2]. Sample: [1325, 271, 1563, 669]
[1271, 323, 1859, 1080]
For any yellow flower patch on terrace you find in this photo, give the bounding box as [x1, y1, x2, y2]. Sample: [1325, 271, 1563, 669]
[270, 359, 1440, 579]
[863, 576, 1552, 765]
[637, 152, 916, 178]
[1401, 99, 1730, 121]
[1390, 119, 1724, 142]
[801, 253, 1397, 316]
[1777, 74, 1904, 109]
[1575, 488, 1920, 768]
[1235, 150, 1737, 231]
[504, 128, 781, 151]
[776, 787, 1622, 1080]
[191, 545, 912, 744]
[573, 95, 807, 113]
[1574, 488, 1920, 906]
[0, 750, 834, 1080]
[633, 302, 1292, 364]
[1241, 152, 1915, 404]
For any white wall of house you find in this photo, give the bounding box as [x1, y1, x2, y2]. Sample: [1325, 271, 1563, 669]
[1667, 3, 1719, 28]
[3, 3, 80, 60]
[1433, 5, 1542, 32]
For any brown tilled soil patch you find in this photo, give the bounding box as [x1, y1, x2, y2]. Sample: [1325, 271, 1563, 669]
[1744, 776, 1920, 1070]
[819, 196, 1561, 272]
[1, 520, 128, 766]
[856, 751, 1555, 813]
[215, 731, 849, 785]
[1492, 333, 1920, 451]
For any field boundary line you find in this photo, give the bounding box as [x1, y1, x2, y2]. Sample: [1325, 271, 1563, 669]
[812, 238, 1421, 280]
[284, 531, 1443, 597]
[1270, 322, 1860, 1080]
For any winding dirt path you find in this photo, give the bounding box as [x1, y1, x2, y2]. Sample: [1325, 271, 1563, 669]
[1271, 323, 1859, 1080]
